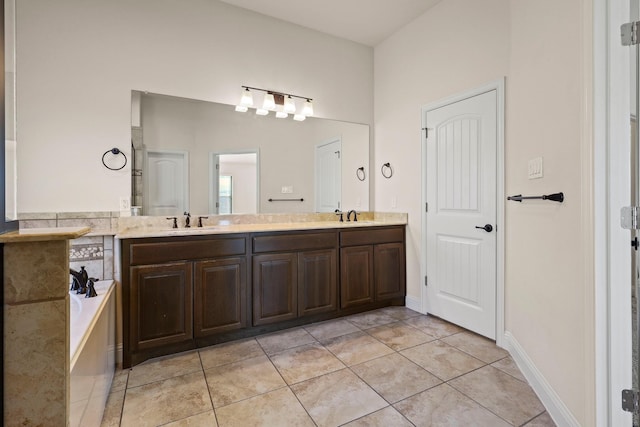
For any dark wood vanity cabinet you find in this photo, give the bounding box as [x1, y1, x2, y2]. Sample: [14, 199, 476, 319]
[130, 262, 193, 351]
[340, 228, 406, 309]
[121, 225, 405, 367]
[252, 231, 338, 326]
[122, 234, 248, 367]
[194, 257, 247, 337]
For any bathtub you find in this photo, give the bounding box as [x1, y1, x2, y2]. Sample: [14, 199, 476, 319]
[69, 280, 116, 427]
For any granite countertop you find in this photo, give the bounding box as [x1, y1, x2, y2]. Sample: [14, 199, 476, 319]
[0, 226, 91, 243]
[116, 219, 407, 239]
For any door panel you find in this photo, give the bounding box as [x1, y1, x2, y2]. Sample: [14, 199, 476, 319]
[145, 150, 188, 216]
[340, 246, 374, 308]
[425, 90, 497, 339]
[315, 138, 342, 212]
[298, 249, 337, 316]
[252, 253, 297, 326]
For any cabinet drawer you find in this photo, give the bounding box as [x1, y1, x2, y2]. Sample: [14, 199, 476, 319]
[340, 227, 404, 247]
[253, 231, 337, 253]
[129, 237, 246, 265]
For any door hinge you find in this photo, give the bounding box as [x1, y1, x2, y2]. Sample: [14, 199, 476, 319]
[622, 389, 639, 414]
[422, 127, 433, 139]
[633, 237, 639, 251]
[621, 206, 640, 230]
[216, 164, 219, 170]
[622, 21, 640, 46]
[424, 276, 428, 287]
[425, 202, 428, 212]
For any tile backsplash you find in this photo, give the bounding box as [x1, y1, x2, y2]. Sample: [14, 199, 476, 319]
[19, 211, 118, 281]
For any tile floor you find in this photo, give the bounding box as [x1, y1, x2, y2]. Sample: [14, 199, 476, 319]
[100, 307, 556, 427]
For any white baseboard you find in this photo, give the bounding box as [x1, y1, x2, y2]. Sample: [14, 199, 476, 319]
[405, 295, 424, 313]
[503, 332, 580, 427]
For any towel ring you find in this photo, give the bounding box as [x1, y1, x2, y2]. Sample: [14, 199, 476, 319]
[102, 148, 127, 171]
[356, 167, 366, 181]
[381, 162, 393, 179]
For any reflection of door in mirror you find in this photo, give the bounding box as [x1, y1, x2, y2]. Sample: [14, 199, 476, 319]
[210, 152, 258, 214]
[315, 138, 342, 212]
[5, 0, 17, 221]
[144, 150, 189, 216]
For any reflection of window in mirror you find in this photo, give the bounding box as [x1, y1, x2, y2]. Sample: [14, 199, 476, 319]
[219, 175, 232, 214]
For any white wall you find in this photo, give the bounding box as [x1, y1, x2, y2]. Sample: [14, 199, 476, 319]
[219, 160, 257, 214]
[374, 0, 594, 424]
[17, 0, 373, 212]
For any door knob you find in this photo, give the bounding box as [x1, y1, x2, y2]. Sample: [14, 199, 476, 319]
[475, 224, 493, 232]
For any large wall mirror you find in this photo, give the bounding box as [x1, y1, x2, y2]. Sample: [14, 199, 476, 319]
[131, 91, 370, 216]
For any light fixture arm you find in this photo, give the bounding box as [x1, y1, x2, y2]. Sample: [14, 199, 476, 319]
[241, 85, 312, 102]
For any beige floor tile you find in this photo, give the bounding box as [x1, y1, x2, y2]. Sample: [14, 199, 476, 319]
[367, 321, 436, 351]
[256, 327, 316, 355]
[448, 365, 546, 426]
[127, 351, 202, 388]
[270, 342, 345, 384]
[199, 338, 265, 369]
[304, 318, 360, 341]
[215, 387, 314, 427]
[100, 390, 124, 427]
[401, 340, 485, 381]
[204, 354, 286, 407]
[403, 315, 464, 338]
[441, 331, 509, 363]
[491, 356, 527, 382]
[162, 410, 218, 426]
[110, 369, 129, 393]
[291, 368, 388, 427]
[524, 411, 557, 426]
[322, 331, 394, 365]
[342, 406, 414, 427]
[379, 306, 422, 321]
[394, 383, 511, 427]
[347, 311, 396, 329]
[120, 372, 212, 427]
[352, 353, 442, 403]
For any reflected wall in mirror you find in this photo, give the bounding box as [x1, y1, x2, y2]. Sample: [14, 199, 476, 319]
[131, 91, 369, 215]
[4, 0, 16, 221]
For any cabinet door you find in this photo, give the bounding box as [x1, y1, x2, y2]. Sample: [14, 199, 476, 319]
[298, 249, 337, 317]
[130, 262, 193, 351]
[194, 257, 247, 337]
[340, 246, 374, 309]
[374, 242, 406, 301]
[252, 253, 297, 326]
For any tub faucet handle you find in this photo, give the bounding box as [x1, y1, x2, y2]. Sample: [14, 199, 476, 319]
[184, 212, 191, 228]
[347, 210, 358, 222]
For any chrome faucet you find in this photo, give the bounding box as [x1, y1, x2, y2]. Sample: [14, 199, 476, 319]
[347, 210, 358, 222]
[184, 212, 191, 228]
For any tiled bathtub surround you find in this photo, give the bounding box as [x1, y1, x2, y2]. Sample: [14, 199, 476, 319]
[101, 307, 555, 427]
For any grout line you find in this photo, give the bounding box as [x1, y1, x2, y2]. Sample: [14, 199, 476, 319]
[198, 349, 222, 427]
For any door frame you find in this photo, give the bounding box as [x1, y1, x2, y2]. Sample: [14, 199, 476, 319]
[594, 0, 632, 424]
[420, 78, 505, 347]
[209, 149, 260, 214]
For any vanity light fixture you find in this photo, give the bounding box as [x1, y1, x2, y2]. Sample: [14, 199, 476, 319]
[302, 99, 314, 116]
[283, 95, 296, 114]
[262, 93, 276, 110]
[237, 86, 313, 120]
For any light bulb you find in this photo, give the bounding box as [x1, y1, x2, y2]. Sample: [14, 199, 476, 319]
[240, 88, 253, 107]
[262, 93, 276, 110]
[235, 105, 248, 112]
[275, 111, 288, 119]
[293, 114, 306, 122]
[302, 99, 313, 116]
[283, 96, 296, 114]
[256, 108, 269, 116]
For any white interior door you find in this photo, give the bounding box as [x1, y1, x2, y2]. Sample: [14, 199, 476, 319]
[424, 90, 497, 339]
[144, 150, 189, 216]
[209, 154, 220, 214]
[315, 138, 342, 212]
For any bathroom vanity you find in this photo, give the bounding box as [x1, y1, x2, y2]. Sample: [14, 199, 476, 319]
[120, 221, 406, 367]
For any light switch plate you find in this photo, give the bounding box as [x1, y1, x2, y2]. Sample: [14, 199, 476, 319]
[281, 186, 293, 194]
[119, 196, 131, 211]
[528, 157, 543, 179]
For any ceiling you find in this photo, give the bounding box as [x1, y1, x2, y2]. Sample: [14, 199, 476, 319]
[219, 0, 442, 46]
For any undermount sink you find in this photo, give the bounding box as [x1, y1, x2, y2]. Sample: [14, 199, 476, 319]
[164, 227, 218, 235]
